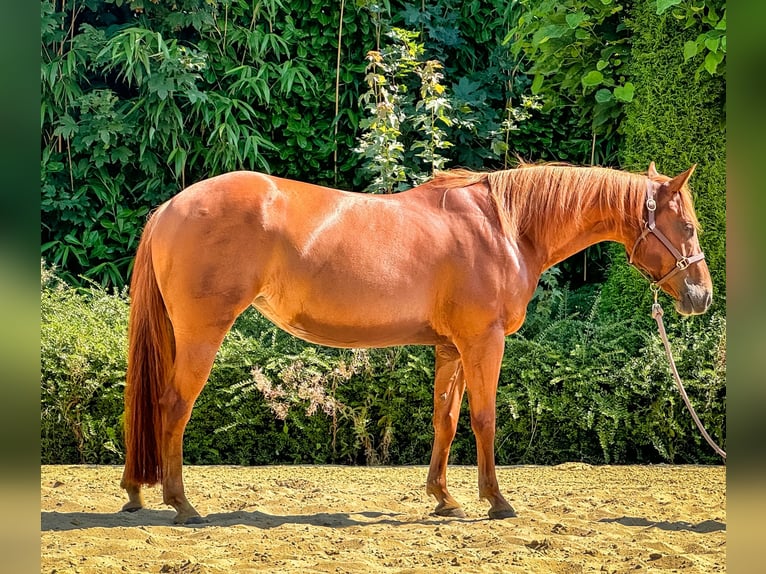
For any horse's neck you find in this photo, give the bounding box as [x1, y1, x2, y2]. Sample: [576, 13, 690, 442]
[529, 197, 634, 272]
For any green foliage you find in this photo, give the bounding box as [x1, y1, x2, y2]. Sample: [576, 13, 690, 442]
[187, 308, 437, 465]
[354, 25, 550, 192]
[597, 246, 657, 327]
[355, 28, 425, 193]
[40, 262, 128, 463]
[355, 26, 472, 191]
[391, 0, 595, 169]
[41, 0, 371, 287]
[656, 0, 726, 77]
[42, 0, 601, 287]
[495, 282, 726, 465]
[507, 0, 633, 149]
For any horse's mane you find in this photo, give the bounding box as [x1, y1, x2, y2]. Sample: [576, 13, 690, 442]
[431, 162, 699, 242]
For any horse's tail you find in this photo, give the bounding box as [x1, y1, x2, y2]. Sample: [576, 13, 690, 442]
[122, 212, 173, 486]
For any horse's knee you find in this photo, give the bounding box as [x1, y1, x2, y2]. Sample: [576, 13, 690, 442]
[433, 406, 459, 429]
[470, 411, 495, 437]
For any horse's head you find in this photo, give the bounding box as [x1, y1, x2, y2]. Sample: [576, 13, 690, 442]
[629, 162, 713, 316]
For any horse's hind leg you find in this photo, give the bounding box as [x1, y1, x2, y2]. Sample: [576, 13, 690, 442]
[119, 323, 226, 522]
[120, 480, 145, 512]
[159, 325, 232, 524]
[426, 344, 467, 518]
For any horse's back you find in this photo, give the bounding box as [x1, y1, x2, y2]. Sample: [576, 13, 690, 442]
[145, 171, 510, 347]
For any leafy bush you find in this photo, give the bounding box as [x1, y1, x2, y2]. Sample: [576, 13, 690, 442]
[40, 262, 128, 463]
[494, 284, 726, 465]
[508, 0, 633, 148]
[41, 0, 370, 287]
[185, 309, 437, 466]
[39, 269, 438, 466]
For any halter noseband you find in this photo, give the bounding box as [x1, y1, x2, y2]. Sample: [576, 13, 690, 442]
[628, 179, 705, 288]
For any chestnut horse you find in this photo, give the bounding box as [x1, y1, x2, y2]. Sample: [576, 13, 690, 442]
[121, 162, 712, 524]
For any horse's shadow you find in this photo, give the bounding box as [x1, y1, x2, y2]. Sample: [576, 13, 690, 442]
[41, 508, 480, 531]
[598, 516, 726, 533]
[42, 509, 726, 533]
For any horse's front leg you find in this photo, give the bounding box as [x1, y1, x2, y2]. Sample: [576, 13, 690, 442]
[459, 331, 516, 519]
[426, 344, 467, 517]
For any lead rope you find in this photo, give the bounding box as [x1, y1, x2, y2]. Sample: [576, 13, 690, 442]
[650, 286, 726, 460]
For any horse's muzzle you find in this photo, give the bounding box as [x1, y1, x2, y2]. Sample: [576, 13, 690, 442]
[675, 281, 713, 316]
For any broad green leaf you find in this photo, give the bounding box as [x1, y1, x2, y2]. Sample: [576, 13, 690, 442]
[716, 10, 727, 30]
[704, 51, 724, 75]
[704, 36, 720, 53]
[613, 82, 634, 102]
[683, 40, 698, 61]
[656, 0, 683, 15]
[596, 59, 609, 71]
[595, 88, 613, 103]
[54, 114, 79, 139]
[581, 70, 604, 88]
[532, 24, 568, 46]
[172, 148, 187, 178]
[531, 74, 544, 94]
[110, 147, 131, 164]
[565, 13, 586, 29]
[491, 140, 508, 156]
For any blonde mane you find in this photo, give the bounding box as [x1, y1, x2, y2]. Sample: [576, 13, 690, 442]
[432, 163, 699, 243]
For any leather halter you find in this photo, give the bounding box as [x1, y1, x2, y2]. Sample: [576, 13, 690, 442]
[628, 179, 705, 287]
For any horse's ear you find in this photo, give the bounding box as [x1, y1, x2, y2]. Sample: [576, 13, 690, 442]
[648, 161, 659, 178]
[664, 164, 697, 192]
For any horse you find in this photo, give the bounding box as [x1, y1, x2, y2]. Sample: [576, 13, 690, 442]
[120, 161, 712, 524]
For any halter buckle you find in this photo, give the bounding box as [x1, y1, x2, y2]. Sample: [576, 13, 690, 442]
[646, 198, 657, 211]
[676, 257, 689, 270]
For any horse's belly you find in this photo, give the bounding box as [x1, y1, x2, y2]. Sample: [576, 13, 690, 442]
[252, 295, 442, 349]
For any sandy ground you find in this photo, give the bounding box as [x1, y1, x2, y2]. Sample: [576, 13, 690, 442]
[41, 464, 725, 573]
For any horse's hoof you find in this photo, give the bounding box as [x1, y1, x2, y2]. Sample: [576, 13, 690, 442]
[120, 504, 143, 513]
[488, 507, 517, 520]
[176, 514, 206, 525]
[434, 504, 467, 518]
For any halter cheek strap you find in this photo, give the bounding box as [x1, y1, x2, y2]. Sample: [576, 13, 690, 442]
[629, 180, 705, 287]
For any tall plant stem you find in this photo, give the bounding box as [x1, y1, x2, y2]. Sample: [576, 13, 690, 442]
[334, 0, 346, 185]
[504, 87, 513, 169]
[590, 130, 596, 165]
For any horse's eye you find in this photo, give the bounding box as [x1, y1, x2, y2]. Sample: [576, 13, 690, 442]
[684, 223, 695, 237]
